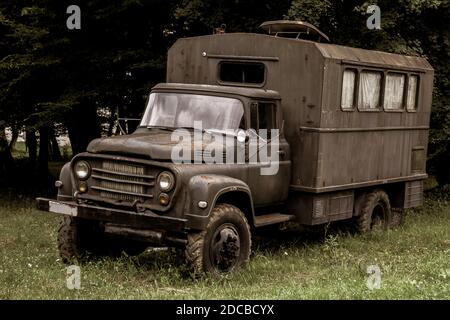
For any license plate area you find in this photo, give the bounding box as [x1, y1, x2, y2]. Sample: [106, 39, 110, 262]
[49, 201, 78, 216]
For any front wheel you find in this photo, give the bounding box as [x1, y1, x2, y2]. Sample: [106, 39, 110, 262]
[57, 216, 104, 263]
[57, 217, 147, 263]
[185, 204, 252, 275]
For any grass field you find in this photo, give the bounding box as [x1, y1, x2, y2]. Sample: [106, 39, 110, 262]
[0, 192, 449, 300]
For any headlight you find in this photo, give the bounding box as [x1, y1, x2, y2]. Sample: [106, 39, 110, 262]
[158, 171, 175, 192]
[74, 160, 91, 180]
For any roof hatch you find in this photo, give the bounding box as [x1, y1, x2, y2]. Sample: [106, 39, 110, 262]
[260, 20, 330, 43]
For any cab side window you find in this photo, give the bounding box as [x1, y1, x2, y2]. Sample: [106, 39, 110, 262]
[250, 102, 276, 139]
[219, 62, 266, 85]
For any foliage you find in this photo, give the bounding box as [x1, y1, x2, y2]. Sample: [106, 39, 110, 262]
[170, 0, 291, 36]
[0, 0, 176, 157]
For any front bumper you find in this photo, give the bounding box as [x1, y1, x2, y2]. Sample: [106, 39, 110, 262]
[36, 197, 188, 232]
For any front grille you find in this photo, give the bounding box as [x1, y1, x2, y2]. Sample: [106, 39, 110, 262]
[91, 160, 154, 202]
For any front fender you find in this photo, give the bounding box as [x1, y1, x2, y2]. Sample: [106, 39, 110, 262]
[185, 174, 255, 230]
[57, 162, 74, 201]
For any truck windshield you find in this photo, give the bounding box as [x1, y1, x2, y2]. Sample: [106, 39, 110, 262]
[140, 92, 244, 130]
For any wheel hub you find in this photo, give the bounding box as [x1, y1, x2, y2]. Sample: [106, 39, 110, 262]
[371, 204, 386, 230]
[211, 225, 240, 272]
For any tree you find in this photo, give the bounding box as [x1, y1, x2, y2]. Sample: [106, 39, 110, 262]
[0, 121, 13, 176]
[0, 0, 178, 175]
[169, 0, 292, 37]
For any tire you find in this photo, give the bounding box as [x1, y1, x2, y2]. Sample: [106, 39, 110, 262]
[57, 216, 104, 263]
[185, 204, 252, 275]
[58, 217, 148, 262]
[354, 190, 393, 233]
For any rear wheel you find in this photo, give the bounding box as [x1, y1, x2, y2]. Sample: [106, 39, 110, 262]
[354, 190, 393, 233]
[185, 204, 251, 275]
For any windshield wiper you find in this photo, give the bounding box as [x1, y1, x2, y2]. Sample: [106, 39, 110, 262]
[146, 125, 177, 132]
[147, 126, 242, 139]
[203, 128, 246, 141]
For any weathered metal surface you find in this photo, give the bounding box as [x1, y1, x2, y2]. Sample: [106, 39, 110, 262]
[103, 224, 187, 247]
[254, 213, 295, 228]
[104, 224, 164, 243]
[288, 190, 354, 225]
[316, 44, 433, 71]
[167, 32, 433, 192]
[167, 33, 324, 191]
[404, 180, 424, 208]
[166, 31, 433, 225]
[36, 197, 187, 231]
[153, 83, 281, 100]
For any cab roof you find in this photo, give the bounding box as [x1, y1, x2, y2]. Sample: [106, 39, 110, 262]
[152, 83, 281, 100]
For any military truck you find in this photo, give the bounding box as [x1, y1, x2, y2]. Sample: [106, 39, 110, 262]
[36, 21, 434, 274]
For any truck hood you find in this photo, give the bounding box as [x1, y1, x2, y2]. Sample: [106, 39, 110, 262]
[86, 130, 229, 161]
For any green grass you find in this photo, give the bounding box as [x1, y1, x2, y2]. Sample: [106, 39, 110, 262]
[0, 194, 449, 300]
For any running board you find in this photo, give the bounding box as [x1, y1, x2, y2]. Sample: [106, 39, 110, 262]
[254, 213, 295, 228]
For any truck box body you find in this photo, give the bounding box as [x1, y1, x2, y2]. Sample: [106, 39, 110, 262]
[167, 33, 433, 224]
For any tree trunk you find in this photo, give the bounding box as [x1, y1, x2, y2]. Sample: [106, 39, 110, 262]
[50, 128, 62, 161]
[8, 127, 19, 151]
[0, 123, 14, 177]
[38, 127, 49, 173]
[107, 107, 116, 137]
[66, 103, 101, 155]
[26, 129, 37, 164]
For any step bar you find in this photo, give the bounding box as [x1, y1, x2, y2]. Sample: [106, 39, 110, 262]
[254, 213, 295, 228]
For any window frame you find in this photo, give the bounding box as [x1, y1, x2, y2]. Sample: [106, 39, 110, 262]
[406, 74, 420, 113]
[339, 65, 422, 114]
[249, 100, 279, 140]
[356, 68, 384, 112]
[340, 68, 358, 112]
[383, 72, 407, 113]
[217, 60, 267, 88]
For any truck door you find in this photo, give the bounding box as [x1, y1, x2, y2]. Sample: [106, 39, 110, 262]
[247, 101, 290, 206]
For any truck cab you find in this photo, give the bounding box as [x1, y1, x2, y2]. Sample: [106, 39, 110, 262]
[38, 83, 293, 274]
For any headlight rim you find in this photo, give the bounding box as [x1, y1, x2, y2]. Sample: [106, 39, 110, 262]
[74, 160, 91, 181]
[157, 171, 175, 192]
